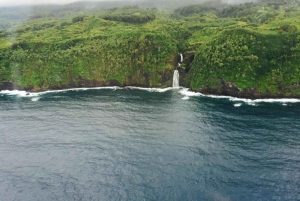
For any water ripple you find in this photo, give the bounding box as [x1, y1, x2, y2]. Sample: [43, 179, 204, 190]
[0, 89, 299, 200]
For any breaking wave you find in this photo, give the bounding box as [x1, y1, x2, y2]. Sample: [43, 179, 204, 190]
[178, 88, 300, 104]
[0, 87, 121, 97]
[1, 87, 299, 104]
[125, 86, 176, 92]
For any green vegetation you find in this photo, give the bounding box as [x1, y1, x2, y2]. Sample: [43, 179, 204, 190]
[1, 0, 300, 97]
[102, 6, 156, 24]
[190, 28, 300, 95]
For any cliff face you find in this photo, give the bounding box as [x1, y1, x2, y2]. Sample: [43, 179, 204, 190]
[195, 80, 300, 99]
[189, 28, 300, 98]
[2, 27, 300, 98]
[0, 33, 181, 92]
[2, 3, 300, 97]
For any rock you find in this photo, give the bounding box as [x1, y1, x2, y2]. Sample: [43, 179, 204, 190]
[196, 79, 300, 99]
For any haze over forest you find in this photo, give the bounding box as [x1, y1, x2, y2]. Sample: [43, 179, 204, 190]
[0, 0, 258, 30]
[0, 0, 255, 7]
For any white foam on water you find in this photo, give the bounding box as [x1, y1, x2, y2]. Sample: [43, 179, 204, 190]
[178, 88, 300, 104]
[31, 97, 40, 102]
[2, 87, 300, 105]
[35, 86, 121, 95]
[252, 98, 300, 103]
[0, 86, 122, 97]
[178, 88, 202, 97]
[0, 90, 37, 97]
[126, 86, 175, 93]
[234, 103, 242, 107]
[215, 95, 300, 104]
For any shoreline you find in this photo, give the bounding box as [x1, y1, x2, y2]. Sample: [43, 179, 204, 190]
[1, 85, 300, 103]
[194, 81, 300, 100]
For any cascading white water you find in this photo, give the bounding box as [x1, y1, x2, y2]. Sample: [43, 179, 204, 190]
[172, 70, 179, 88]
[180, 54, 183, 63]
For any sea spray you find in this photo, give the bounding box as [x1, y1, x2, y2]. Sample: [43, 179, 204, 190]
[126, 86, 173, 93]
[1, 86, 299, 104]
[0, 86, 121, 97]
[178, 88, 300, 103]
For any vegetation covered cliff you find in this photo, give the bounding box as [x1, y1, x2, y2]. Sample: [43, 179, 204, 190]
[189, 0, 300, 98]
[0, 7, 189, 91]
[190, 28, 300, 98]
[1, 0, 300, 98]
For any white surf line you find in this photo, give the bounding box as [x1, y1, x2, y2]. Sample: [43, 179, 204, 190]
[35, 86, 122, 95]
[2, 86, 300, 104]
[0, 86, 122, 97]
[125, 86, 181, 93]
[0, 86, 178, 97]
[178, 88, 300, 103]
[0, 90, 35, 97]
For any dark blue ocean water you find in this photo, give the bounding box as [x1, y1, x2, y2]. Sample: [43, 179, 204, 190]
[0, 87, 299, 201]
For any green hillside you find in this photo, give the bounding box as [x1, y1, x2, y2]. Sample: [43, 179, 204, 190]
[1, 0, 300, 98]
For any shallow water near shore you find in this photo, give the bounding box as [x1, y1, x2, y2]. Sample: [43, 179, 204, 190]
[0, 87, 300, 200]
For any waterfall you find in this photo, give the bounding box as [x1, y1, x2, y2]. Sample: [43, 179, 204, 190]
[180, 54, 183, 63]
[172, 70, 179, 88]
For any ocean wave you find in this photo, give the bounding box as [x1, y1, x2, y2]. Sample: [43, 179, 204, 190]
[31, 97, 40, 102]
[35, 86, 121, 95]
[125, 86, 177, 93]
[0, 90, 37, 97]
[234, 103, 242, 107]
[1, 87, 300, 104]
[178, 88, 202, 97]
[0, 87, 121, 97]
[178, 88, 300, 103]
[0, 86, 181, 98]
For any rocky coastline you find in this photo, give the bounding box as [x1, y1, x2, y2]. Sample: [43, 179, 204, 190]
[195, 80, 300, 99]
[2, 79, 300, 100]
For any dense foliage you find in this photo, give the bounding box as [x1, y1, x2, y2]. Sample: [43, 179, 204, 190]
[1, 0, 300, 97]
[190, 28, 300, 95]
[102, 8, 156, 24]
[173, 1, 222, 16]
[0, 26, 179, 90]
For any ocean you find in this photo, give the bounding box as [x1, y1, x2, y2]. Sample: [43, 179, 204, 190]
[0, 87, 299, 201]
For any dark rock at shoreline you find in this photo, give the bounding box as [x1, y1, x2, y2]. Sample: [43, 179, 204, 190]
[196, 80, 300, 99]
[2, 78, 300, 99]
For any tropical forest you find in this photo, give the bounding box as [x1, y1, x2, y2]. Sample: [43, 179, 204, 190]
[1, 0, 300, 98]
